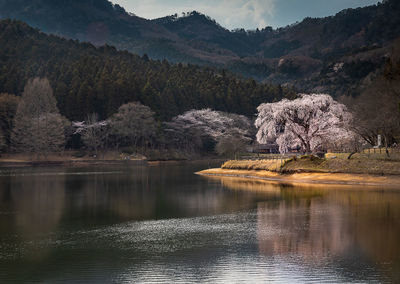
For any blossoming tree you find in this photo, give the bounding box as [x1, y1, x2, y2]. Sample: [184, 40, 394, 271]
[73, 113, 108, 155]
[255, 94, 353, 154]
[165, 109, 252, 152]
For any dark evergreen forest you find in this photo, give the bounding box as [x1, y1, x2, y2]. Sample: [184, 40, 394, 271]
[0, 20, 295, 121]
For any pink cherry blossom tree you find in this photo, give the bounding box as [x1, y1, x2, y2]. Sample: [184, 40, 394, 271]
[255, 94, 353, 154]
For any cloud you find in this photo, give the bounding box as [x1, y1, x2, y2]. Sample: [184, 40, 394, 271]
[111, 0, 276, 30]
[214, 0, 276, 29]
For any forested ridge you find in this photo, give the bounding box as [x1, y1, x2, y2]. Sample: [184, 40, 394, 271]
[1, 0, 400, 96]
[0, 20, 294, 121]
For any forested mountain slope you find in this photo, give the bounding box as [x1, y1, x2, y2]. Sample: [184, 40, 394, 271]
[1, 0, 400, 95]
[0, 20, 294, 121]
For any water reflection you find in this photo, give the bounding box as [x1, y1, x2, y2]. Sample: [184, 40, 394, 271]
[0, 164, 399, 283]
[217, 177, 400, 282]
[0, 162, 258, 235]
[0, 173, 65, 237]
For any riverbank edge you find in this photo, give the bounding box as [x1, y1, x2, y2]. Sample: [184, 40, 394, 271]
[196, 168, 400, 187]
[0, 159, 148, 168]
[0, 157, 225, 168]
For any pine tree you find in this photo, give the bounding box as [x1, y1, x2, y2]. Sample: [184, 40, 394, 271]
[0, 129, 6, 153]
[0, 93, 20, 147]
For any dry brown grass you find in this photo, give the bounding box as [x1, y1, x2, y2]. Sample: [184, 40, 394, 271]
[221, 152, 400, 176]
[222, 159, 289, 171]
[284, 156, 400, 175]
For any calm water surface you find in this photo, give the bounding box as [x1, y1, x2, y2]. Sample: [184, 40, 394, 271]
[0, 161, 399, 283]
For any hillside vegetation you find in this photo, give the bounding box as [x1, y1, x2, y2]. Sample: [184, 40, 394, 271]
[0, 20, 294, 121]
[1, 0, 400, 96]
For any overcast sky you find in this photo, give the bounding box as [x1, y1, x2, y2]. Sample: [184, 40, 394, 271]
[111, 0, 381, 30]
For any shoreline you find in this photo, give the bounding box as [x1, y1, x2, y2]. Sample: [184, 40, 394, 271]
[0, 159, 147, 168]
[0, 157, 224, 168]
[196, 168, 400, 188]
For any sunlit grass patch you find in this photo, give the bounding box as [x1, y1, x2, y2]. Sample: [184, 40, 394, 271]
[222, 159, 289, 171]
[221, 151, 400, 175]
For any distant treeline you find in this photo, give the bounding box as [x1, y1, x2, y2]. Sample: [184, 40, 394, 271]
[0, 77, 256, 159]
[0, 20, 295, 121]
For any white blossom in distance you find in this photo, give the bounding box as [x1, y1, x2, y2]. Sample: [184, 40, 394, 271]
[165, 109, 252, 151]
[72, 120, 108, 135]
[166, 109, 251, 140]
[72, 114, 109, 155]
[255, 94, 353, 154]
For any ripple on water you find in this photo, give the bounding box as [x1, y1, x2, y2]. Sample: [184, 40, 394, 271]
[0, 162, 397, 283]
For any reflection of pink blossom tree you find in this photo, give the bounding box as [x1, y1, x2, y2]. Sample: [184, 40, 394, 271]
[255, 94, 353, 154]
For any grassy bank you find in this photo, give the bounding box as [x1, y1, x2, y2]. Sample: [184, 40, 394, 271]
[221, 159, 290, 171]
[283, 153, 400, 175]
[221, 152, 400, 176]
[197, 168, 400, 187]
[196, 152, 400, 187]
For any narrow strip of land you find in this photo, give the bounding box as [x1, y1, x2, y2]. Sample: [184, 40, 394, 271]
[196, 168, 400, 188]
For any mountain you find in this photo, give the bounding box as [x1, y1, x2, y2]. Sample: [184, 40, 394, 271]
[0, 19, 294, 121]
[1, 0, 400, 96]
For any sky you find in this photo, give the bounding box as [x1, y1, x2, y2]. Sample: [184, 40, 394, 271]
[111, 0, 381, 30]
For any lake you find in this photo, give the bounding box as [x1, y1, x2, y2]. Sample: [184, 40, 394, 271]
[0, 161, 399, 283]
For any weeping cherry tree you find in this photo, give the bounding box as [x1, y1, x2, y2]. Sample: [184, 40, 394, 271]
[255, 94, 353, 154]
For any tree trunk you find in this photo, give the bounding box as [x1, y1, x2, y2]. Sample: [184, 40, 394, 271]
[305, 142, 311, 155]
[347, 152, 357, 160]
[384, 135, 390, 157]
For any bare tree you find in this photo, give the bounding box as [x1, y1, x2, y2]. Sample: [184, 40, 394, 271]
[109, 102, 157, 151]
[32, 113, 67, 156]
[12, 78, 67, 157]
[348, 73, 400, 156]
[216, 135, 249, 159]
